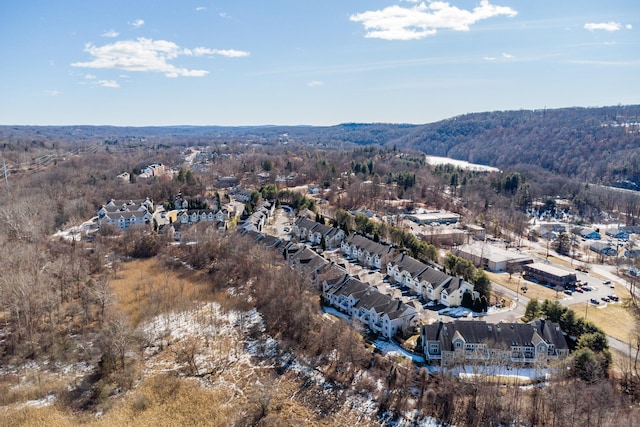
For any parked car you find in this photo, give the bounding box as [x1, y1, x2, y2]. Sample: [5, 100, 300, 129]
[575, 287, 584, 293]
[603, 280, 612, 285]
[564, 289, 573, 296]
[609, 295, 619, 302]
[601, 296, 610, 302]
[582, 286, 592, 291]
[590, 298, 600, 305]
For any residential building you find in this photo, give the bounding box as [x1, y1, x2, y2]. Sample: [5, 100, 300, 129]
[292, 216, 345, 249]
[323, 275, 418, 338]
[421, 319, 569, 367]
[572, 226, 601, 240]
[97, 198, 154, 230]
[589, 242, 618, 257]
[100, 210, 153, 230]
[340, 234, 395, 270]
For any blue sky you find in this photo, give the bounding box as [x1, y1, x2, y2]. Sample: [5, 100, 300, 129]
[0, 1, 638, 126]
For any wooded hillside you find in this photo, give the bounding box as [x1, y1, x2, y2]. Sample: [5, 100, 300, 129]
[3, 105, 639, 187]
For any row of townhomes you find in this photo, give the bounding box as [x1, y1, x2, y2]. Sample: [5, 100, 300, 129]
[238, 208, 571, 367]
[387, 253, 477, 307]
[293, 215, 480, 307]
[322, 274, 419, 338]
[97, 198, 154, 230]
[292, 217, 346, 249]
[421, 319, 569, 367]
[340, 234, 396, 270]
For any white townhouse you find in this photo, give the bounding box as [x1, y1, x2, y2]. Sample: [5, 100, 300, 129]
[98, 197, 154, 230]
[178, 209, 218, 224]
[340, 234, 395, 270]
[386, 253, 430, 294]
[323, 275, 417, 338]
[100, 210, 153, 230]
[292, 216, 345, 249]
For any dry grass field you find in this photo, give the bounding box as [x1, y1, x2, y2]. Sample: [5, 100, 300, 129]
[486, 271, 560, 302]
[568, 298, 637, 345]
[0, 258, 378, 427]
[109, 258, 205, 325]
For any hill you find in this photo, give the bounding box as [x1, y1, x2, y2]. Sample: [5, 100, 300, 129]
[397, 105, 640, 186]
[2, 105, 640, 186]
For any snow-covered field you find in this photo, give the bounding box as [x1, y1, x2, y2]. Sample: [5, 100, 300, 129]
[425, 155, 500, 173]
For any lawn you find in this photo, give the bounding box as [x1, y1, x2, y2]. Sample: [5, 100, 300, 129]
[486, 271, 560, 302]
[568, 298, 637, 345]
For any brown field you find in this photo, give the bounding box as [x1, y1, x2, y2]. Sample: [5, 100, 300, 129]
[109, 258, 206, 325]
[568, 298, 637, 345]
[1, 257, 379, 426]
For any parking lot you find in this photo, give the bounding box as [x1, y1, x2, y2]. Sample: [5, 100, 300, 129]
[541, 270, 621, 308]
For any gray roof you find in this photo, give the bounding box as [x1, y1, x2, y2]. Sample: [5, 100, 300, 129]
[344, 234, 394, 258]
[329, 276, 370, 299]
[390, 253, 428, 277]
[289, 246, 329, 273]
[422, 320, 568, 352]
[417, 267, 451, 287]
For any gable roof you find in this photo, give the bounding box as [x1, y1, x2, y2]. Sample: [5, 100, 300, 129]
[289, 246, 329, 273]
[390, 253, 428, 277]
[344, 234, 394, 258]
[417, 267, 451, 287]
[422, 320, 568, 352]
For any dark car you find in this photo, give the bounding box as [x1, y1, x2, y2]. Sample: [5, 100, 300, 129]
[590, 298, 600, 305]
[601, 296, 610, 303]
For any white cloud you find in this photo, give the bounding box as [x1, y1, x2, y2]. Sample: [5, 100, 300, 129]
[102, 29, 119, 38]
[71, 38, 211, 78]
[483, 53, 512, 61]
[84, 73, 96, 79]
[307, 80, 324, 87]
[184, 47, 250, 57]
[44, 90, 60, 96]
[626, 24, 633, 30]
[196, 6, 206, 11]
[584, 22, 621, 32]
[98, 80, 120, 88]
[129, 19, 145, 29]
[350, 0, 517, 40]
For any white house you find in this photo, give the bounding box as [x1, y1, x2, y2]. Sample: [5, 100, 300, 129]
[340, 234, 395, 270]
[323, 275, 417, 338]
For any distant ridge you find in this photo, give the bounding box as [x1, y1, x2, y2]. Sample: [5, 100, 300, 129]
[2, 104, 639, 186]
